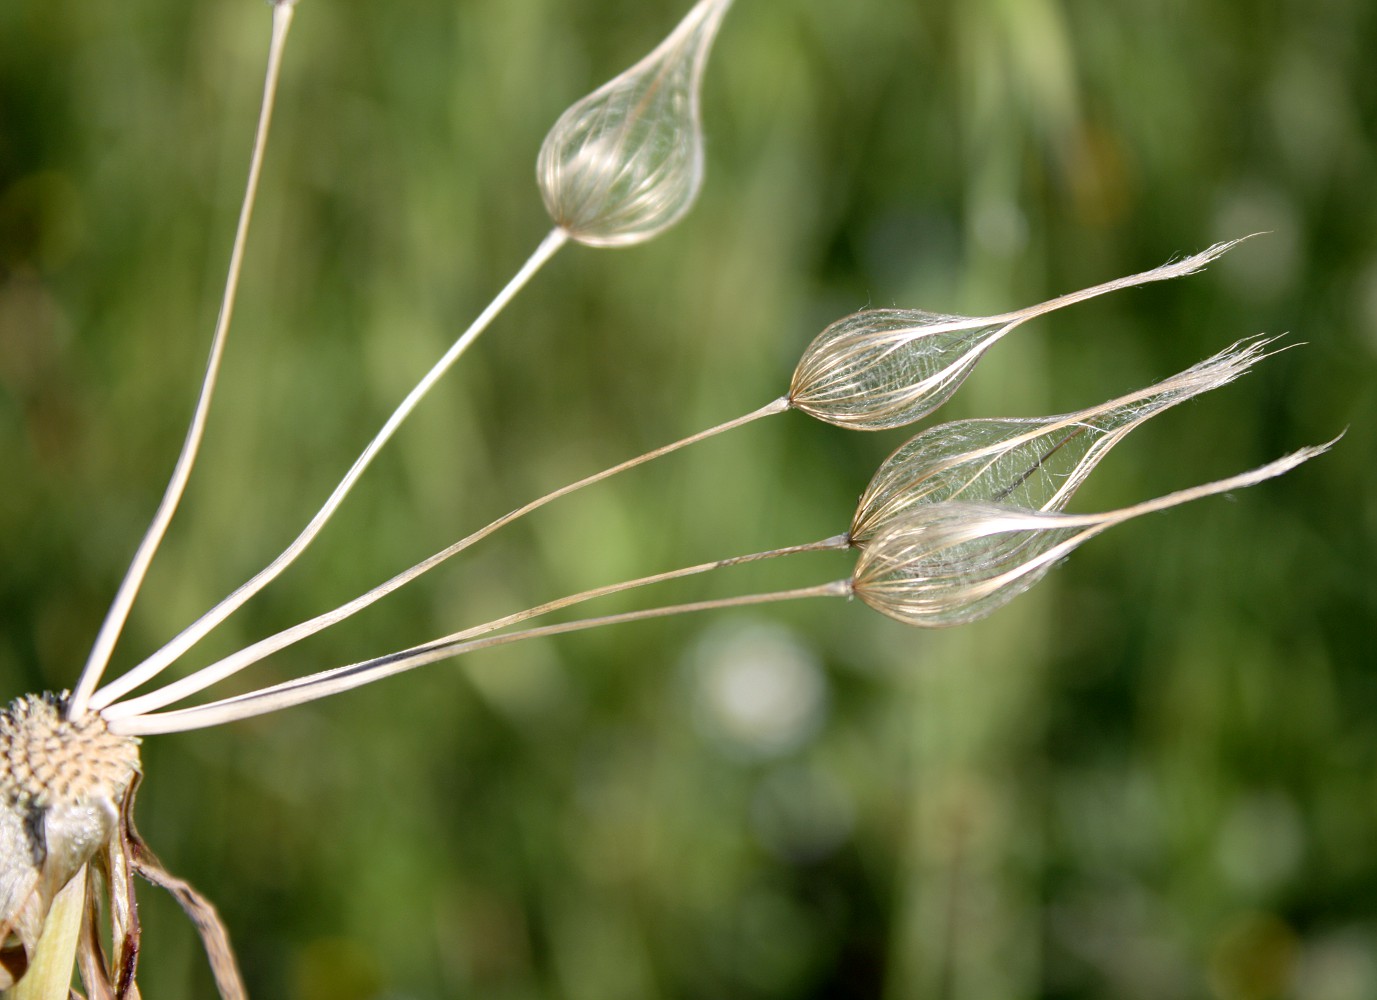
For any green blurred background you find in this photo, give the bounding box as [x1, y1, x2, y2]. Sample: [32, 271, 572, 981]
[1, 0, 1374, 997]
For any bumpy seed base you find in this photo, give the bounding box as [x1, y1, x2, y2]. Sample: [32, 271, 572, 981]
[0, 693, 141, 809]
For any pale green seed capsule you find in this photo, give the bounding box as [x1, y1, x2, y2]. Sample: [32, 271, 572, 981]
[537, 0, 733, 247]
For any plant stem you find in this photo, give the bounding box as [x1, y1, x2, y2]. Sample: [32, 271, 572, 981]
[101, 396, 790, 719]
[445, 534, 849, 642]
[89, 227, 570, 713]
[69, 2, 298, 719]
[112, 580, 851, 735]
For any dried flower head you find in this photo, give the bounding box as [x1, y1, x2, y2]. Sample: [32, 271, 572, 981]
[850, 442, 1335, 628]
[849, 337, 1277, 544]
[788, 241, 1248, 431]
[537, 0, 733, 247]
[0, 693, 140, 988]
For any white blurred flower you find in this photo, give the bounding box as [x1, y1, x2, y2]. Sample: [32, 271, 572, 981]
[688, 620, 827, 759]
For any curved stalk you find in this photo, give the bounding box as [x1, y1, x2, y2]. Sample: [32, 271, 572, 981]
[89, 227, 569, 712]
[100, 396, 789, 718]
[111, 581, 850, 736]
[69, 2, 298, 719]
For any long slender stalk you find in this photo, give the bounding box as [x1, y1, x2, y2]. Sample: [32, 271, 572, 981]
[68, 3, 298, 720]
[103, 530, 845, 719]
[447, 535, 849, 641]
[98, 396, 789, 717]
[111, 580, 850, 736]
[89, 227, 570, 713]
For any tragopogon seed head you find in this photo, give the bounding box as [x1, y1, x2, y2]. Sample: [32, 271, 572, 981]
[848, 336, 1276, 543]
[0, 693, 140, 988]
[788, 310, 1008, 431]
[851, 440, 1336, 628]
[851, 503, 1081, 628]
[537, 0, 733, 247]
[789, 240, 1252, 432]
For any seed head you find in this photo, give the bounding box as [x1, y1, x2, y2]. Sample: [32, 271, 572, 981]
[788, 240, 1252, 431]
[849, 336, 1276, 543]
[851, 441, 1337, 628]
[537, 0, 733, 247]
[851, 503, 1075, 628]
[788, 310, 1006, 431]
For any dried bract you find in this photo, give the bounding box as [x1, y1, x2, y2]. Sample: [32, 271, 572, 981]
[849, 337, 1275, 543]
[537, 0, 733, 247]
[0, 693, 140, 989]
